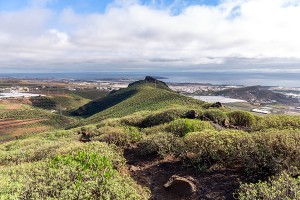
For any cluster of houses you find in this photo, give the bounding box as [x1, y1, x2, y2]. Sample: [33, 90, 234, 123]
[0, 86, 44, 99]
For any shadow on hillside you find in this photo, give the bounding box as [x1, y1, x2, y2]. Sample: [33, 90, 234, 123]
[73, 89, 137, 117]
[29, 97, 57, 110]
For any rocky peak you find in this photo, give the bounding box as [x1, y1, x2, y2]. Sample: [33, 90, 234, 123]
[144, 76, 158, 82]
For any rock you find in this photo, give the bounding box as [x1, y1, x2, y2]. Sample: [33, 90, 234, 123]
[211, 102, 223, 108]
[185, 110, 197, 119]
[164, 175, 197, 196]
[129, 165, 140, 172]
[78, 129, 92, 143]
[210, 121, 224, 131]
[145, 76, 157, 82]
[222, 119, 230, 127]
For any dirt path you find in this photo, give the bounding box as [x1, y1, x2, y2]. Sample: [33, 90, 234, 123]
[124, 148, 244, 200]
[0, 118, 46, 129]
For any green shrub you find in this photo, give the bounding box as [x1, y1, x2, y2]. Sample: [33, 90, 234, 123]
[181, 130, 300, 174]
[120, 111, 150, 126]
[227, 110, 256, 128]
[240, 131, 300, 175]
[237, 168, 300, 200]
[140, 108, 187, 128]
[97, 131, 130, 147]
[0, 139, 125, 168]
[96, 118, 122, 128]
[123, 126, 142, 143]
[201, 109, 228, 125]
[0, 146, 150, 199]
[138, 132, 182, 157]
[182, 130, 242, 170]
[253, 115, 300, 131]
[166, 118, 213, 137]
[91, 126, 141, 147]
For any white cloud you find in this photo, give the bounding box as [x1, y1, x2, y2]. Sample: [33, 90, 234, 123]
[0, 0, 300, 72]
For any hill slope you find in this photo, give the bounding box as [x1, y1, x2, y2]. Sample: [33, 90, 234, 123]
[216, 86, 299, 105]
[74, 76, 204, 123]
[0, 106, 74, 142]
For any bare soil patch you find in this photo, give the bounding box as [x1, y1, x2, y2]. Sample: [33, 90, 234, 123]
[0, 118, 46, 129]
[8, 126, 49, 137]
[124, 148, 245, 200]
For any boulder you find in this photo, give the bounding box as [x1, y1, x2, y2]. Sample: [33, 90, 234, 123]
[164, 175, 197, 196]
[79, 130, 91, 143]
[222, 119, 230, 127]
[129, 165, 140, 172]
[185, 110, 197, 119]
[211, 102, 223, 108]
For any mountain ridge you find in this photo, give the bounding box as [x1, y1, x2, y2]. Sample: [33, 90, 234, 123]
[216, 85, 299, 105]
[74, 76, 204, 123]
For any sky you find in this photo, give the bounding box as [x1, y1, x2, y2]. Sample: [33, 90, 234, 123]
[0, 0, 300, 73]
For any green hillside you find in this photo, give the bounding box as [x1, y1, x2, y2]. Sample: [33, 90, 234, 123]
[1, 77, 300, 199]
[74, 76, 204, 123]
[30, 93, 91, 111]
[0, 106, 75, 142]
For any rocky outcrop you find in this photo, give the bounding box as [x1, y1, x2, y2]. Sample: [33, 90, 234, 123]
[211, 102, 223, 108]
[164, 175, 197, 196]
[185, 110, 197, 119]
[144, 76, 158, 82]
[128, 76, 170, 90]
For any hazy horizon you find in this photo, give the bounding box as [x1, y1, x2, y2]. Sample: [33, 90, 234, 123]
[1, 71, 300, 87]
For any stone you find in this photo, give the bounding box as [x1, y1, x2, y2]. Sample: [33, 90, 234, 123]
[79, 130, 91, 142]
[129, 165, 140, 172]
[164, 175, 197, 196]
[185, 110, 197, 119]
[211, 102, 223, 108]
[222, 119, 230, 127]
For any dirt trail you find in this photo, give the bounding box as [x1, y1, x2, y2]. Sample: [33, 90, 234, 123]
[0, 118, 46, 129]
[124, 148, 244, 200]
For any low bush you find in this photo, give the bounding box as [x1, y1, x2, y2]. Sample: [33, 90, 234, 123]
[181, 130, 300, 174]
[124, 126, 142, 143]
[201, 109, 228, 125]
[182, 130, 242, 170]
[166, 119, 213, 137]
[0, 145, 150, 199]
[96, 131, 130, 147]
[253, 114, 300, 131]
[139, 108, 188, 128]
[237, 168, 300, 200]
[138, 132, 182, 157]
[227, 110, 256, 128]
[96, 118, 122, 128]
[0, 139, 125, 168]
[93, 126, 142, 147]
[120, 111, 150, 126]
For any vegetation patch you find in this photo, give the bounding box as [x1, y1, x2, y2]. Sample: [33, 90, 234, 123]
[0, 143, 150, 199]
[237, 168, 300, 200]
[165, 118, 214, 137]
[181, 130, 300, 174]
[138, 132, 182, 157]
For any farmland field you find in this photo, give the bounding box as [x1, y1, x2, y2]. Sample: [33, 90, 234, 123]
[0, 101, 74, 142]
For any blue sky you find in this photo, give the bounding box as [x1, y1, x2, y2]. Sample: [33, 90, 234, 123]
[0, 0, 300, 73]
[0, 0, 220, 13]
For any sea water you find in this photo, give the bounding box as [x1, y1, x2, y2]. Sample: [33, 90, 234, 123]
[1, 71, 300, 87]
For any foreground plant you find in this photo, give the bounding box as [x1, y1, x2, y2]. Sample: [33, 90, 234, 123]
[237, 168, 300, 200]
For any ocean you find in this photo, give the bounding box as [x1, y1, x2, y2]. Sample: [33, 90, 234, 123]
[0, 72, 299, 87]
